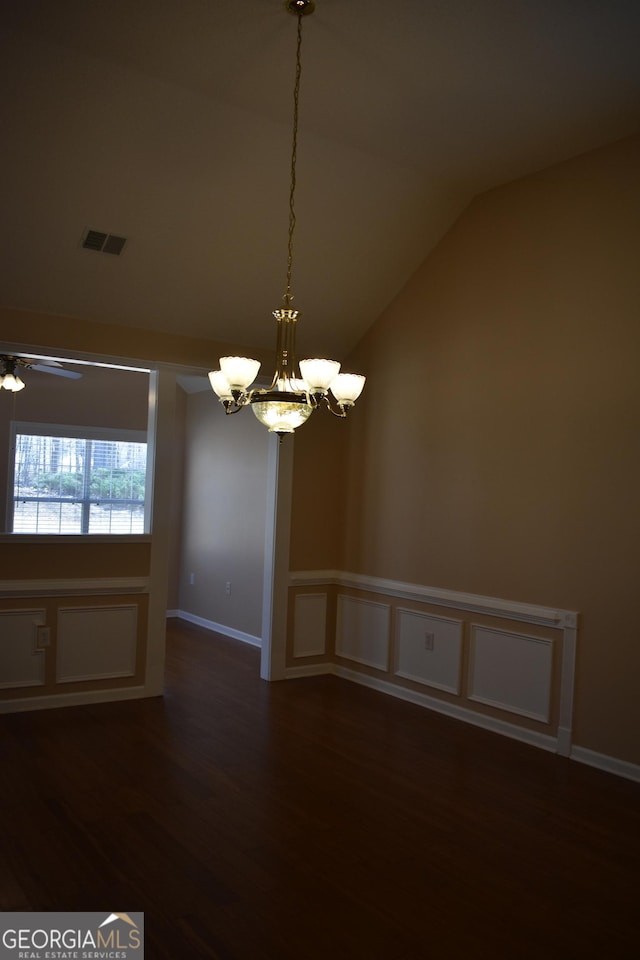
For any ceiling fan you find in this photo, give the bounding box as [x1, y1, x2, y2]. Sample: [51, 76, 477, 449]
[0, 354, 83, 392]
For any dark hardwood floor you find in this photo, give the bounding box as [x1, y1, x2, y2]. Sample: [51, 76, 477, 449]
[1, 619, 639, 959]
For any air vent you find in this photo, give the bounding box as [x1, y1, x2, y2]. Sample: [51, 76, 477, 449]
[82, 229, 127, 255]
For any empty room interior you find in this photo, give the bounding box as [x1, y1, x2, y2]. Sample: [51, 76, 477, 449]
[1, 1, 639, 957]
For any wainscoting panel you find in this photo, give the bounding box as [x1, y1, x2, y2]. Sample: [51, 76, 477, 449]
[468, 625, 553, 722]
[57, 604, 138, 683]
[293, 593, 327, 658]
[336, 595, 390, 670]
[395, 608, 463, 694]
[290, 571, 578, 758]
[0, 609, 46, 688]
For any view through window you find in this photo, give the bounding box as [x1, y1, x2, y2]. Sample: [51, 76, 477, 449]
[12, 429, 147, 534]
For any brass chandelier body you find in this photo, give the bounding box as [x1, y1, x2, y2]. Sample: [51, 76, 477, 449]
[208, 0, 365, 436]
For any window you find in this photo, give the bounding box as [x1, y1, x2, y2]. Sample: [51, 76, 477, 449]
[10, 424, 148, 535]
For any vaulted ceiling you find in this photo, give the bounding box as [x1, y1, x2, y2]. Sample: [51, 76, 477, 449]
[2, 0, 639, 359]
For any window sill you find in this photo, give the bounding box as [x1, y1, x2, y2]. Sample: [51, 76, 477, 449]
[0, 533, 152, 544]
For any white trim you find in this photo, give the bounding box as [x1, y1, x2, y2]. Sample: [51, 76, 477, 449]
[336, 594, 390, 671]
[334, 665, 558, 752]
[0, 685, 150, 714]
[333, 665, 558, 752]
[166, 609, 180, 619]
[557, 727, 572, 757]
[56, 603, 138, 683]
[292, 592, 327, 658]
[285, 663, 334, 679]
[0, 535, 151, 545]
[291, 570, 578, 628]
[0, 340, 152, 374]
[291, 569, 578, 756]
[558, 625, 577, 755]
[394, 607, 464, 695]
[12, 421, 147, 443]
[0, 577, 150, 597]
[173, 610, 261, 648]
[278, 664, 638, 783]
[260, 435, 292, 679]
[468, 624, 554, 724]
[570, 747, 640, 784]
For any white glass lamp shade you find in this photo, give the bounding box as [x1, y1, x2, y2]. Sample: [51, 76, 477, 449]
[329, 373, 365, 405]
[208, 370, 233, 401]
[289, 377, 309, 394]
[299, 358, 340, 393]
[1, 373, 25, 392]
[219, 356, 261, 390]
[251, 397, 313, 434]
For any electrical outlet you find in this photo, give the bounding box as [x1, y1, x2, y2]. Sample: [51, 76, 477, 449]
[424, 632, 434, 652]
[36, 624, 51, 648]
[225, 581, 232, 596]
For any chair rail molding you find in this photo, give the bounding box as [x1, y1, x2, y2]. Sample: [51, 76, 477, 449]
[290, 570, 578, 761]
[0, 577, 150, 598]
[290, 570, 578, 628]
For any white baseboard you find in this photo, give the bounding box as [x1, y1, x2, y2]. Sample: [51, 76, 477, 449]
[571, 746, 640, 784]
[283, 663, 640, 782]
[285, 663, 334, 679]
[333, 665, 558, 752]
[170, 609, 261, 648]
[0, 684, 151, 714]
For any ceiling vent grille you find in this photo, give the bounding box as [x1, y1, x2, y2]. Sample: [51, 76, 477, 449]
[82, 229, 127, 255]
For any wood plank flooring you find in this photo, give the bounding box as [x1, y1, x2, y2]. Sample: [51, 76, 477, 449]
[1, 618, 639, 959]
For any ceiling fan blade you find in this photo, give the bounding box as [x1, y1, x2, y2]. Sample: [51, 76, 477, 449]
[29, 363, 83, 379]
[28, 358, 63, 367]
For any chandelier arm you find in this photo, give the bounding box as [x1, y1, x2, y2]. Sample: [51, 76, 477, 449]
[283, 10, 304, 307]
[322, 394, 349, 418]
[224, 386, 259, 411]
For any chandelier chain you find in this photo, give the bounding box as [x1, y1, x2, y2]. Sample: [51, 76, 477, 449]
[284, 11, 304, 307]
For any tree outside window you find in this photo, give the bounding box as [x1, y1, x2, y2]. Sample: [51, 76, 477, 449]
[12, 430, 147, 534]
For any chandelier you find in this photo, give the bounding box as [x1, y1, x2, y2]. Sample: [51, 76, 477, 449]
[208, 0, 365, 436]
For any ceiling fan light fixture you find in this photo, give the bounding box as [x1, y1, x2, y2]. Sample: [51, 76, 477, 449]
[0, 357, 26, 392]
[208, 0, 365, 437]
[0, 372, 25, 392]
[0, 354, 84, 391]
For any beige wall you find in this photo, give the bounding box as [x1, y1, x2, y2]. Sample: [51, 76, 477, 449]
[292, 134, 640, 766]
[289, 409, 348, 571]
[177, 389, 269, 639]
[0, 306, 273, 370]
